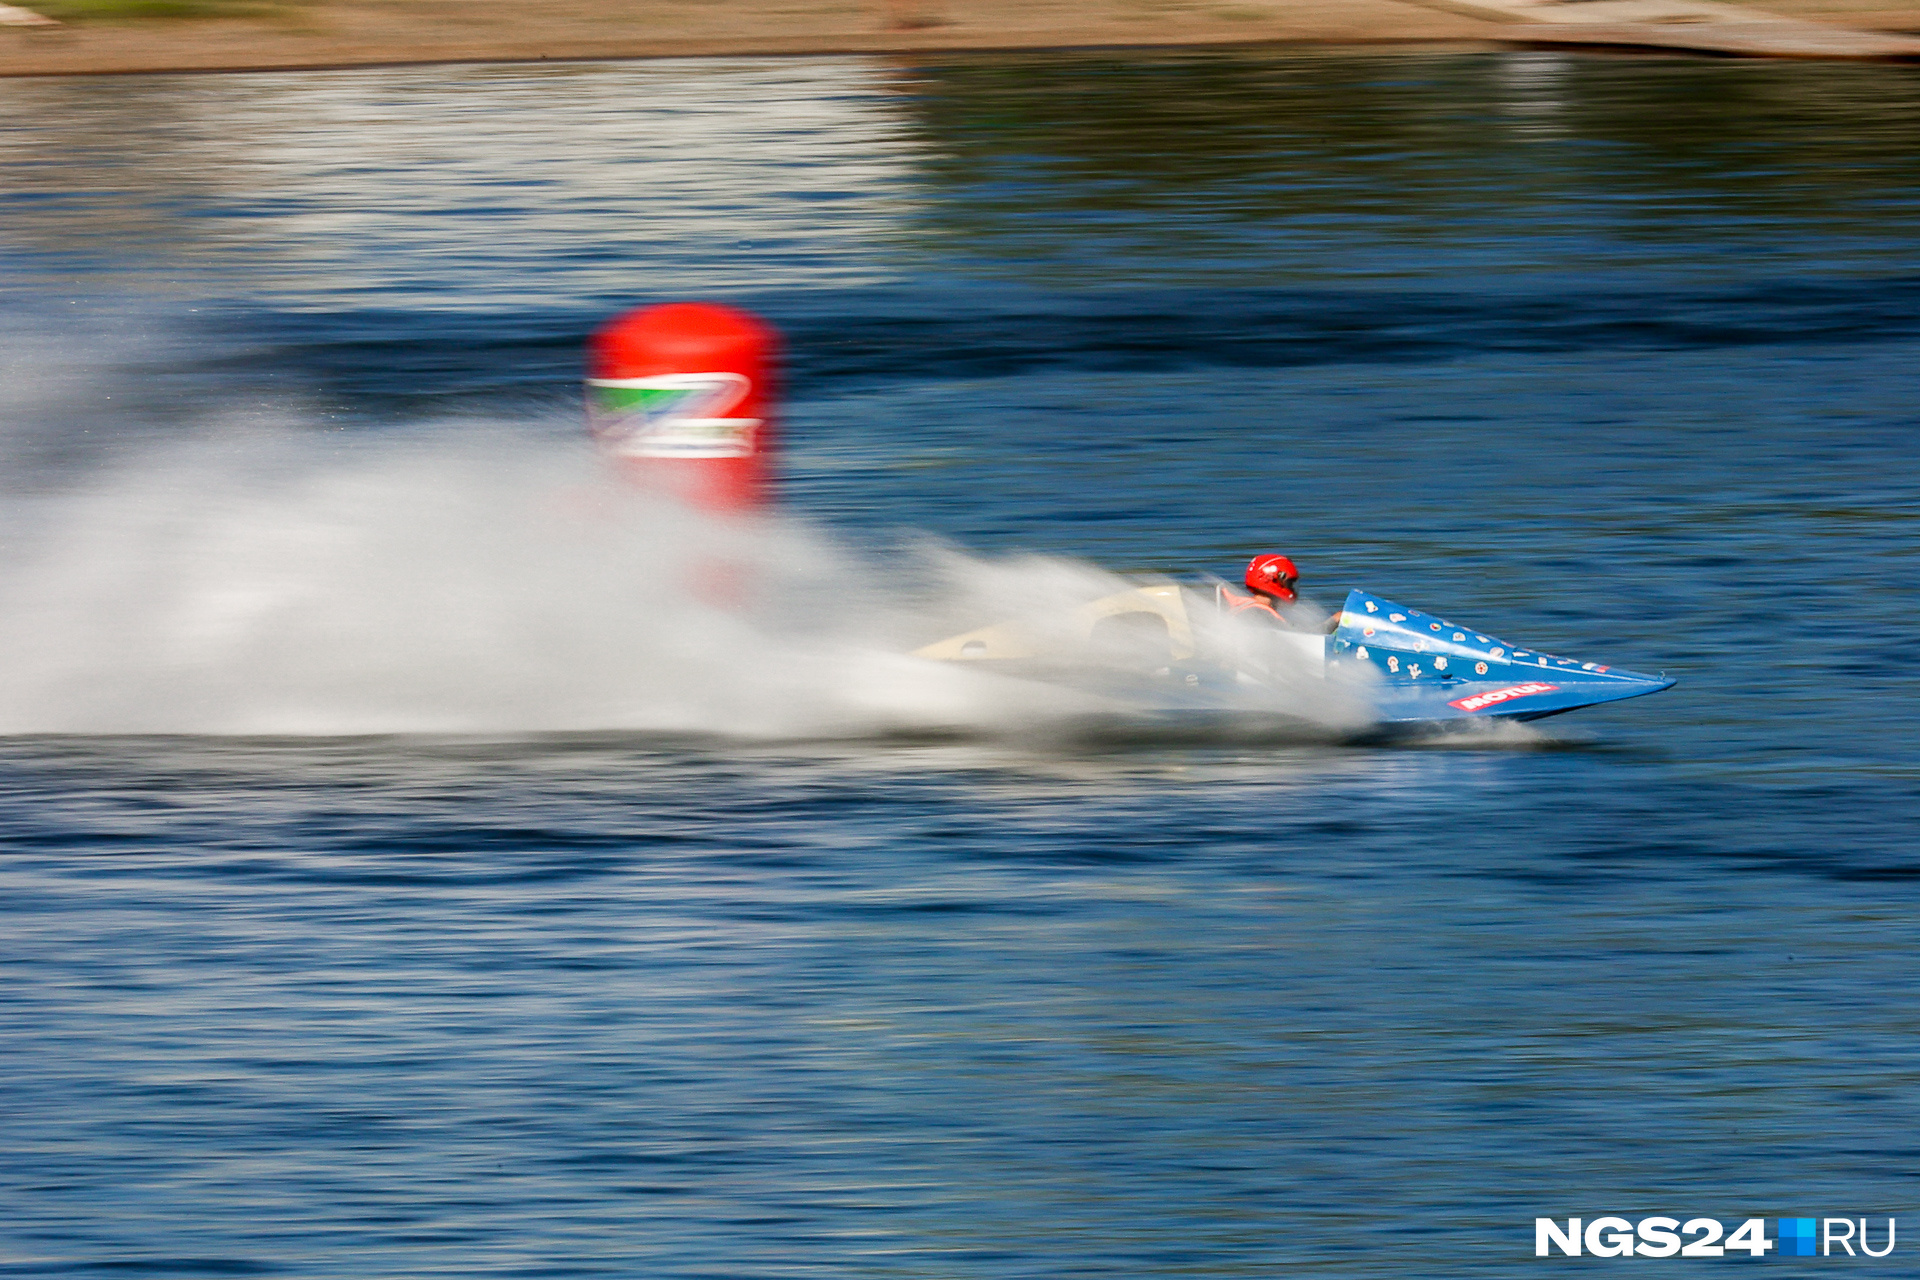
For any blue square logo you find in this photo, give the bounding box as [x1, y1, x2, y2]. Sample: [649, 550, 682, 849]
[1780, 1218, 1818, 1257]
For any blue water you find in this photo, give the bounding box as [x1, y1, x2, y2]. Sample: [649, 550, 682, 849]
[2, 49, 1918, 1277]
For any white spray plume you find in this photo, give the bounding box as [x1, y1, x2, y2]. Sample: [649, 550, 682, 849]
[0, 416, 1375, 739]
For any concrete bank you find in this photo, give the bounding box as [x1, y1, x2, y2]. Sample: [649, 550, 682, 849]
[0, 0, 1916, 77]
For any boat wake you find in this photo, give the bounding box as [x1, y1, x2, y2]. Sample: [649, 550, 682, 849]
[0, 416, 1371, 740]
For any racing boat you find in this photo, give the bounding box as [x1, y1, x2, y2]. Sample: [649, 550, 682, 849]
[912, 582, 1674, 726]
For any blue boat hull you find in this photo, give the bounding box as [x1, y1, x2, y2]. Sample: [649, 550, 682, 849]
[1329, 589, 1675, 724]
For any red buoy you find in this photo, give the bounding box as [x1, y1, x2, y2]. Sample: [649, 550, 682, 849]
[587, 302, 780, 513]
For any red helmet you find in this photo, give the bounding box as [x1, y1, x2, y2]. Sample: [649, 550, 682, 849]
[1245, 553, 1299, 603]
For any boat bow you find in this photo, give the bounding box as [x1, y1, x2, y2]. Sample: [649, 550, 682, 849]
[1329, 589, 1674, 723]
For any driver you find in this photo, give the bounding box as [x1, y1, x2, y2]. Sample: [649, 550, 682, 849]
[1221, 553, 1306, 627]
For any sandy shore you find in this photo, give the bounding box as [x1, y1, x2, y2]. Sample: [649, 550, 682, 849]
[1, 0, 1917, 77]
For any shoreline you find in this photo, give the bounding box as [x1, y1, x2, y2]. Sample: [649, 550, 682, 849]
[0, 34, 1514, 82]
[2, 0, 1917, 78]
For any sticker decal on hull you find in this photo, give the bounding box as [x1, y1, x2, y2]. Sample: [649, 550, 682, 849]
[1449, 682, 1560, 712]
